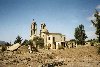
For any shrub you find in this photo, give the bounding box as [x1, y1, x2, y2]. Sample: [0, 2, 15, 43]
[1, 45, 7, 52]
[98, 44, 100, 54]
[98, 47, 100, 54]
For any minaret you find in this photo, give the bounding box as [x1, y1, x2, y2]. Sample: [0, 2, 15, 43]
[31, 19, 37, 36]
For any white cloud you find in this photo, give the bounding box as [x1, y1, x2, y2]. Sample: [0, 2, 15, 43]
[87, 14, 95, 21]
[87, 5, 100, 21]
[86, 30, 97, 40]
[90, 24, 93, 28]
[96, 5, 100, 9]
[87, 11, 100, 21]
[86, 5, 100, 40]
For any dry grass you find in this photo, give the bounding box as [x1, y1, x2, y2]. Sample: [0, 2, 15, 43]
[0, 45, 100, 67]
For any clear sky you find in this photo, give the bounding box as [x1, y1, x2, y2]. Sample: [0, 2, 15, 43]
[0, 0, 100, 43]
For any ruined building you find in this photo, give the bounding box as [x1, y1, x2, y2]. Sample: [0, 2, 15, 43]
[30, 19, 66, 49]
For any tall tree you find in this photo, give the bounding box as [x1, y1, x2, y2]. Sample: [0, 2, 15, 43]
[28, 40, 38, 52]
[91, 9, 100, 43]
[74, 24, 88, 45]
[33, 36, 44, 48]
[14, 35, 23, 44]
[22, 39, 29, 46]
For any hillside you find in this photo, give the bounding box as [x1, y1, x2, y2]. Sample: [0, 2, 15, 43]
[0, 41, 6, 45]
[0, 46, 100, 67]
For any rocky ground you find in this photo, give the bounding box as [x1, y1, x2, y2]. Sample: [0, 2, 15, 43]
[0, 45, 100, 67]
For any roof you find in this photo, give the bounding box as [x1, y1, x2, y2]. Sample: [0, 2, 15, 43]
[47, 33, 62, 35]
[32, 22, 37, 25]
[7, 43, 21, 51]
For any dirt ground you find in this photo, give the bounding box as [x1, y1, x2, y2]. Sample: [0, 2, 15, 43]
[0, 45, 100, 67]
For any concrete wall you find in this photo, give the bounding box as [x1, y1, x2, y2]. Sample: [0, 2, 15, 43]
[46, 34, 65, 49]
[61, 35, 66, 41]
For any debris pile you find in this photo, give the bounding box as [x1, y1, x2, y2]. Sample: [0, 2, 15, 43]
[0, 46, 100, 67]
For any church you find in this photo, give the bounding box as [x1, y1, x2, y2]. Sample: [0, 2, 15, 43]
[30, 19, 66, 49]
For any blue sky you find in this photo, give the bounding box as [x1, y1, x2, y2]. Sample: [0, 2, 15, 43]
[0, 0, 100, 43]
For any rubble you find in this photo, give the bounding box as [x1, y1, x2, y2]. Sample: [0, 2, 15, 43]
[0, 46, 100, 67]
[7, 43, 20, 51]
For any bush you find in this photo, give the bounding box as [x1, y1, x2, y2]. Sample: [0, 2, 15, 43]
[5, 42, 11, 46]
[59, 45, 64, 49]
[1, 45, 7, 52]
[33, 36, 44, 49]
[28, 40, 38, 52]
[22, 39, 29, 46]
[97, 44, 100, 54]
[98, 46, 100, 54]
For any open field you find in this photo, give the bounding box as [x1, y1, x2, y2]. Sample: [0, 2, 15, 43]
[0, 45, 100, 67]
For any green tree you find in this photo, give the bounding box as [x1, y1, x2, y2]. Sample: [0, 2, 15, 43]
[74, 24, 88, 45]
[33, 36, 44, 48]
[28, 40, 38, 52]
[70, 39, 76, 42]
[1, 45, 7, 52]
[28, 40, 33, 46]
[14, 35, 23, 44]
[91, 10, 100, 43]
[22, 39, 29, 46]
[87, 39, 98, 46]
[5, 42, 11, 46]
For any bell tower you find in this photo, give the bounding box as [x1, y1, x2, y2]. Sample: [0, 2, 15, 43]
[31, 19, 37, 36]
[40, 23, 48, 37]
[40, 23, 49, 47]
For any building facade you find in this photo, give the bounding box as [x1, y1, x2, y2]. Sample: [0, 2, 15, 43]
[30, 19, 66, 49]
[46, 33, 66, 49]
